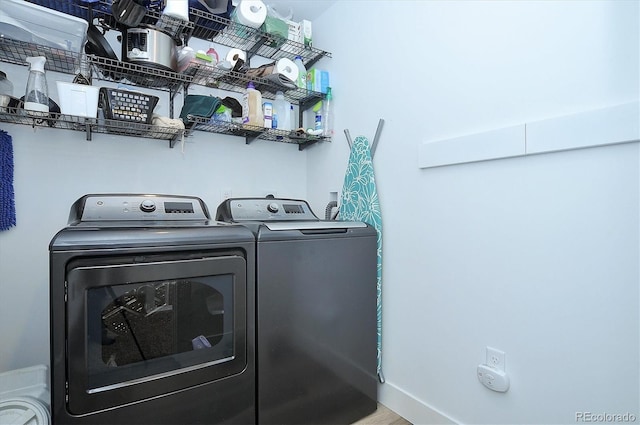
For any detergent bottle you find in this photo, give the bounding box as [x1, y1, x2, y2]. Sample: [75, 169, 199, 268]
[242, 81, 263, 127]
[24, 56, 49, 117]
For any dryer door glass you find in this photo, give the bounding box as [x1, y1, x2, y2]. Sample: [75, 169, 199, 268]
[65, 251, 247, 415]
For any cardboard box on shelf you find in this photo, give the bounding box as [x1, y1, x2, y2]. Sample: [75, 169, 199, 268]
[286, 20, 302, 44]
[301, 20, 312, 47]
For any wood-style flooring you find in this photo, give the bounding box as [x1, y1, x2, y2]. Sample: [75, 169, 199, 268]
[351, 403, 412, 425]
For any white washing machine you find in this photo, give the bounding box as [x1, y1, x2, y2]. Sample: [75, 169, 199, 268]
[0, 365, 51, 425]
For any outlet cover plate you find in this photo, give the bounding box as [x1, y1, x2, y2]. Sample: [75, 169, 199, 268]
[486, 347, 506, 371]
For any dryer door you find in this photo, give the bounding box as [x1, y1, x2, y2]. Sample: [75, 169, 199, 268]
[64, 250, 247, 415]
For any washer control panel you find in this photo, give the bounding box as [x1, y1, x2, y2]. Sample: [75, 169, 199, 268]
[72, 194, 210, 222]
[216, 197, 318, 222]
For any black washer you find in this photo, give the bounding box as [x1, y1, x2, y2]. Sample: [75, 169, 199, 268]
[217, 197, 378, 425]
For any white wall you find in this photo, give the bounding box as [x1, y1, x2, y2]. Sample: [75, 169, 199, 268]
[0, 55, 308, 372]
[308, 1, 639, 424]
[1, 3, 638, 424]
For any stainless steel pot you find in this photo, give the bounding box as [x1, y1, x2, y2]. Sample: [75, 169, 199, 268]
[122, 26, 178, 72]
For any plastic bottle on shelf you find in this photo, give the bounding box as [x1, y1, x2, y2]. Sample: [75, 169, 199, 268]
[242, 81, 263, 127]
[313, 100, 323, 132]
[322, 87, 334, 138]
[272, 91, 290, 131]
[24, 56, 49, 117]
[206, 46, 219, 66]
[294, 56, 306, 90]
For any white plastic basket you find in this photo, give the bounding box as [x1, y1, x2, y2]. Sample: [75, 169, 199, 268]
[56, 82, 100, 118]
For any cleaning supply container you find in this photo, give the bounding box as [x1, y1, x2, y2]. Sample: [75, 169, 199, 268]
[293, 56, 306, 90]
[242, 81, 263, 127]
[272, 91, 290, 131]
[24, 56, 49, 117]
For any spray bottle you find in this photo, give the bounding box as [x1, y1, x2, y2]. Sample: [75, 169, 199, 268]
[322, 87, 333, 138]
[24, 56, 49, 117]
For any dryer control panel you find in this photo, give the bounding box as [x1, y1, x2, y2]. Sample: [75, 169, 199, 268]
[216, 197, 318, 222]
[69, 194, 210, 222]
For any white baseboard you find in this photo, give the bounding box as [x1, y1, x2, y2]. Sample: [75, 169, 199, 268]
[378, 381, 458, 425]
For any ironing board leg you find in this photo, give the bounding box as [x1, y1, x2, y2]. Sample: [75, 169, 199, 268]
[344, 129, 353, 149]
[371, 119, 384, 158]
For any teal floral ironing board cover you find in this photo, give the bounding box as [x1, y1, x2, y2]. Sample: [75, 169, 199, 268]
[340, 135, 382, 376]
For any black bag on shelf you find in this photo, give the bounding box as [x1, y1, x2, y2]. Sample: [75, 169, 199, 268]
[179, 95, 222, 126]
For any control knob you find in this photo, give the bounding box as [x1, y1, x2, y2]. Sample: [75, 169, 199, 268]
[140, 199, 156, 213]
[267, 202, 279, 213]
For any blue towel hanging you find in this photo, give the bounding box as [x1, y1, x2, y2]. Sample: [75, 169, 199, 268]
[340, 135, 383, 378]
[0, 129, 16, 231]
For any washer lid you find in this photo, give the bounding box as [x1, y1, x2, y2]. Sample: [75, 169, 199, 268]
[0, 397, 50, 425]
[264, 221, 367, 231]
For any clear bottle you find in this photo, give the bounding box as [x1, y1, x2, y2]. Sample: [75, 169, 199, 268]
[24, 56, 49, 117]
[272, 91, 288, 130]
[293, 55, 306, 90]
[322, 87, 334, 138]
[242, 81, 263, 127]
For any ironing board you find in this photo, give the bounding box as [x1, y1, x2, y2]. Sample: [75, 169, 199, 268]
[340, 134, 383, 380]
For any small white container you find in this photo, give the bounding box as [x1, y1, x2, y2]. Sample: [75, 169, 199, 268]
[56, 82, 99, 118]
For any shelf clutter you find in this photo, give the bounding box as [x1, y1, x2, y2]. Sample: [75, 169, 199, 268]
[0, 0, 332, 149]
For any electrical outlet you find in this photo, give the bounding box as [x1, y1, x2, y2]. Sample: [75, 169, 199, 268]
[486, 347, 506, 371]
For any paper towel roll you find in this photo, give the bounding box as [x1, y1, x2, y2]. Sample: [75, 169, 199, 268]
[225, 48, 246, 67]
[273, 58, 298, 84]
[233, 0, 267, 28]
